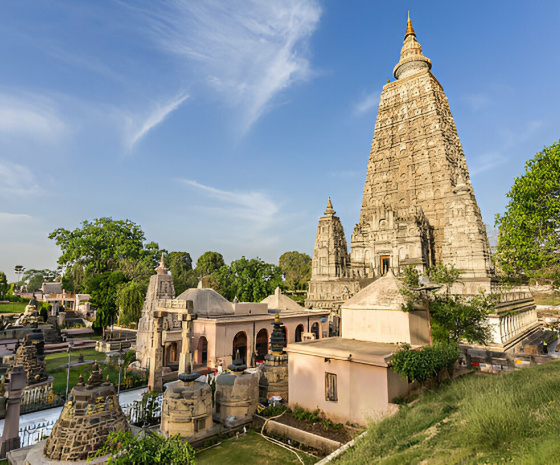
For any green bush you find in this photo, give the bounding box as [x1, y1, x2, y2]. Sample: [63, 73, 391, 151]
[292, 406, 321, 423]
[260, 404, 288, 417]
[391, 342, 460, 383]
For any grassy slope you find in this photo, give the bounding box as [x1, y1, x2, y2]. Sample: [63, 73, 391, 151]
[337, 361, 560, 465]
[533, 292, 560, 306]
[196, 431, 317, 465]
[0, 302, 27, 313]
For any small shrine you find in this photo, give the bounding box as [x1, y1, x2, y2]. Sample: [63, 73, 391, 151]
[40, 361, 130, 461]
[258, 313, 289, 403]
[13, 334, 47, 385]
[214, 355, 258, 427]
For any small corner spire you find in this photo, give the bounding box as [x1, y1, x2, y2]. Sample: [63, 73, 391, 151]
[156, 252, 168, 275]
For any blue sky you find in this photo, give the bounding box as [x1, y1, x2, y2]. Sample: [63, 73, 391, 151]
[1, 1, 559, 282]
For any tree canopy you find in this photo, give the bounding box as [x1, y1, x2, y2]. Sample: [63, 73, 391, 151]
[49, 217, 147, 276]
[210, 257, 283, 302]
[195, 251, 225, 277]
[166, 251, 198, 295]
[495, 141, 560, 284]
[279, 251, 312, 291]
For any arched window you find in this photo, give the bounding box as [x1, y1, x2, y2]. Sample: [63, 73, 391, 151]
[255, 328, 269, 361]
[311, 322, 319, 340]
[232, 331, 248, 365]
[197, 336, 208, 366]
[295, 324, 304, 342]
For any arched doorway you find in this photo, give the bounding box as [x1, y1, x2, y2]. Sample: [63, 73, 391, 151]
[197, 336, 208, 366]
[164, 342, 178, 366]
[232, 331, 248, 365]
[295, 324, 304, 342]
[255, 329, 268, 361]
[311, 322, 319, 340]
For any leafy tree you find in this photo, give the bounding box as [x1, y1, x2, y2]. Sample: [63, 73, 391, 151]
[118, 257, 154, 285]
[116, 281, 145, 326]
[85, 271, 128, 328]
[495, 141, 560, 284]
[166, 252, 198, 295]
[195, 251, 225, 277]
[49, 217, 147, 276]
[210, 257, 283, 302]
[94, 430, 195, 464]
[402, 264, 495, 345]
[279, 251, 312, 291]
[0, 272, 8, 299]
[22, 269, 57, 293]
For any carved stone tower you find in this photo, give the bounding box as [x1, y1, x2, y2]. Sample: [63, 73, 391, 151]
[136, 254, 177, 367]
[353, 16, 494, 279]
[305, 198, 360, 314]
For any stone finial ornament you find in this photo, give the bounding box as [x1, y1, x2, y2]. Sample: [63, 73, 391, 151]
[324, 197, 336, 216]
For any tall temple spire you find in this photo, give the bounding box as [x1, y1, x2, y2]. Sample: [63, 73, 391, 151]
[393, 14, 431, 80]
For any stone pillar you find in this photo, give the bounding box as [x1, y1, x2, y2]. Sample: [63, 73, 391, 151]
[148, 311, 166, 392]
[0, 366, 27, 458]
[178, 301, 196, 375]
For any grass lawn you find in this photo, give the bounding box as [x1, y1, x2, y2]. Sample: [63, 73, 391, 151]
[196, 430, 318, 465]
[336, 360, 560, 464]
[533, 292, 560, 306]
[45, 348, 146, 395]
[0, 302, 27, 313]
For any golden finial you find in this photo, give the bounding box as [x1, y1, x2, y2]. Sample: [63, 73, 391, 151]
[274, 312, 280, 322]
[405, 12, 415, 37]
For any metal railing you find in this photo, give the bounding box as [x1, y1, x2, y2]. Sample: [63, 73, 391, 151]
[19, 420, 55, 447]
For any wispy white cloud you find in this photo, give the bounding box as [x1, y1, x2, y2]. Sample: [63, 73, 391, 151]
[0, 212, 33, 223]
[469, 120, 544, 176]
[0, 162, 44, 199]
[0, 92, 65, 141]
[123, 92, 189, 151]
[469, 151, 507, 176]
[178, 178, 279, 230]
[130, 0, 321, 132]
[461, 93, 489, 111]
[354, 90, 381, 116]
[45, 44, 125, 83]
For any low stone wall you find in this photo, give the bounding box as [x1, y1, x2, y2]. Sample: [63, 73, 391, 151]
[254, 415, 341, 455]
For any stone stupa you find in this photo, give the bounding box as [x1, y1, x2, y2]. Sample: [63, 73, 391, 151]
[41, 361, 130, 462]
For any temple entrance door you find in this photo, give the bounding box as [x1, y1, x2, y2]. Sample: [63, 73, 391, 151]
[295, 324, 304, 342]
[311, 322, 319, 340]
[197, 336, 208, 365]
[255, 329, 268, 361]
[380, 255, 390, 275]
[232, 331, 248, 365]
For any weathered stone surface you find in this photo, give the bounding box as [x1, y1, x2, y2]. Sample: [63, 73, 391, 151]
[306, 199, 361, 312]
[13, 335, 47, 385]
[136, 254, 177, 368]
[42, 364, 130, 462]
[161, 379, 213, 439]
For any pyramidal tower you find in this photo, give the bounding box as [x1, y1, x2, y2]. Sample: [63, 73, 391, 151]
[306, 15, 538, 352]
[351, 15, 494, 280]
[306, 198, 360, 316]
